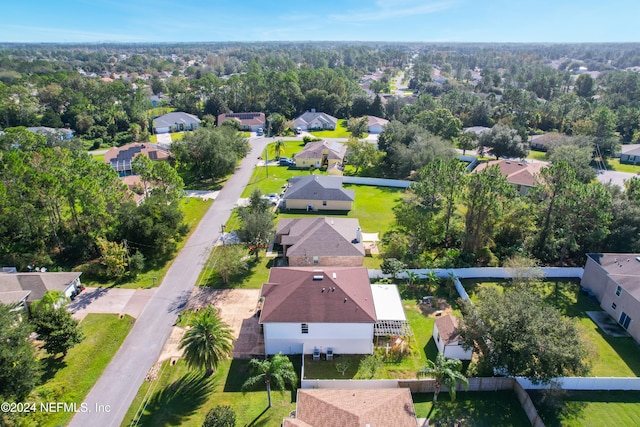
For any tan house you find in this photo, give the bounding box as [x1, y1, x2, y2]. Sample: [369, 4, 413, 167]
[103, 142, 171, 176]
[294, 140, 346, 170]
[283, 388, 418, 427]
[217, 112, 265, 131]
[364, 115, 389, 134]
[473, 159, 546, 195]
[581, 253, 640, 345]
[281, 176, 354, 211]
[276, 217, 365, 267]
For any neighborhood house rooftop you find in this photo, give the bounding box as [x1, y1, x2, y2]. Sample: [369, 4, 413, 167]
[588, 253, 640, 300]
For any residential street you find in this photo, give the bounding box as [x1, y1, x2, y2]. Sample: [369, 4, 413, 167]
[69, 137, 271, 427]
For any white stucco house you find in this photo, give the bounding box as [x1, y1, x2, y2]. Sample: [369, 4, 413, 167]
[433, 314, 472, 360]
[259, 267, 375, 355]
[152, 112, 201, 134]
[294, 110, 338, 131]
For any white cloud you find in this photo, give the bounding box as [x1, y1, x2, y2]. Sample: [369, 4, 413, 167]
[330, 0, 457, 23]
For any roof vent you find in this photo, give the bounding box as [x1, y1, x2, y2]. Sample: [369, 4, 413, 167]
[322, 287, 325, 292]
[332, 287, 335, 292]
[313, 275, 323, 281]
[636, 257, 640, 263]
[518, 163, 524, 166]
[332, 272, 337, 279]
[344, 298, 348, 303]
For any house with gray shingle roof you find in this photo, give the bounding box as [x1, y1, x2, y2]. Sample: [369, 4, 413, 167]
[276, 217, 365, 267]
[152, 112, 201, 134]
[294, 110, 338, 131]
[281, 176, 354, 211]
[0, 271, 82, 314]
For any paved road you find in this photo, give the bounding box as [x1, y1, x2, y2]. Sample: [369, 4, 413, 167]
[70, 137, 270, 427]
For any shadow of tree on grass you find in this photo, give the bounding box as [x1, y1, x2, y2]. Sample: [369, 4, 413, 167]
[133, 372, 215, 427]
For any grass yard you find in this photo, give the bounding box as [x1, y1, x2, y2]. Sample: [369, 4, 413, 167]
[530, 390, 640, 427]
[464, 278, 640, 377]
[28, 314, 134, 427]
[309, 119, 367, 139]
[88, 150, 105, 163]
[527, 150, 548, 161]
[122, 358, 299, 427]
[412, 391, 531, 426]
[258, 139, 306, 162]
[303, 300, 440, 380]
[607, 158, 640, 174]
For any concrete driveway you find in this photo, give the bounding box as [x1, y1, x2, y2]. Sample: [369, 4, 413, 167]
[68, 287, 155, 320]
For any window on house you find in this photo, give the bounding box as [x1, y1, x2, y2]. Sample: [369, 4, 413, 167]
[620, 312, 632, 330]
[616, 286, 622, 297]
[301, 323, 309, 334]
[436, 333, 440, 342]
[313, 256, 319, 264]
[611, 302, 617, 310]
[322, 200, 327, 206]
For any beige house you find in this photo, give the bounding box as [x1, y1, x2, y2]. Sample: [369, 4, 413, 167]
[283, 388, 418, 427]
[294, 140, 346, 170]
[276, 217, 365, 267]
[581, 253, 640, 344]
[281, 176, 354, 211]
[473, 159, 546, 195]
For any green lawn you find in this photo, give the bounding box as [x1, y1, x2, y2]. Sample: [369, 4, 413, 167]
[527, 150, 548, 161]
[258, 140, 306, 161]
[28, 314, 134, 427]
[122, 358, 299, 427]
[608, 158, 640, 174]
[530, 390, 640, 427]
[88, 151, 105, 163]
[82, 198, 213, 289]
[413, 391, 531, 426]
[303, 300, 439, 380]
[464, 278, 640, 377]
[309, 119, 367, 139]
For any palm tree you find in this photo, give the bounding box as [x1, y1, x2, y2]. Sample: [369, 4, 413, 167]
[272, 139, 286, 160]
[242, 352, 298, 408]
[179, 307, 234, 376]
[417, 353, 468, 404]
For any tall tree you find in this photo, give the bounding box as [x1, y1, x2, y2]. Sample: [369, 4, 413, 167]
[462, 165, 514, 263]
[179, 307, 234, 376]
[345, 137, 382, 174]
[238, 188, 275, 257]
[459, 287, 589, 384]
[0, 304, 40, 401]
[478, 125, 529, 159]
[417, 353, 468, 403]
[31, 306, 84, 356]
[242, 352, 298, 408]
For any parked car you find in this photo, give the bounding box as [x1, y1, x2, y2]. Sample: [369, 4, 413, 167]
[279, 157, 295, 166]
[261, 193, 280, 205]
[294, 127, 302, 135]
[256, 127, 264, 136]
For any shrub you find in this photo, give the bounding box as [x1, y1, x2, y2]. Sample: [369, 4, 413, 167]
[203, 405, 236, 427]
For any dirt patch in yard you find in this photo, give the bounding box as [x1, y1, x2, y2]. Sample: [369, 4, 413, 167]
[160, 288, 264, 360]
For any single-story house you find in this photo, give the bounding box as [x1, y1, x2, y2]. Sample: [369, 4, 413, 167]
[363, 115, 389, 134]
[276, 217, 365, 267]
[294, 110, 338, 131]
[0, 271, 82, 314]
[217, 112, 265, 131]
[473, 159, 546, 195]
[152, 112, 201, 134]
[620, 146, 640, 166]
[281, 175, 355, 211]
[149, 93, 170, 108]
[433, 314, 473, 360]
[529, 132, 563, 152]
[463, 126, 491, 136]
[283, 388, 418, 427]
[121, 175, 146, 205]
[581, 253, 640, 344]
[294, 140, 346, 170]
[260, 267, 377, 355]
[103, 142, 171, 176]
[26, 126, 74, 140]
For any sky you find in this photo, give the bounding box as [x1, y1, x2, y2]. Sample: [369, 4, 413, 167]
[2, 0, 640, 44]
